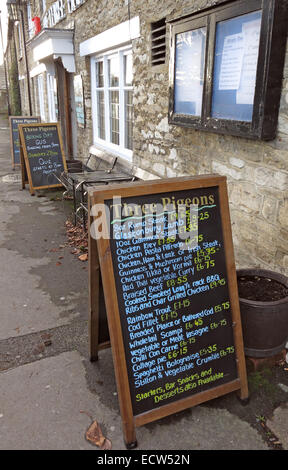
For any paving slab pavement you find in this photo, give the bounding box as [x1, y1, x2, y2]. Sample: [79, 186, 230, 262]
[267, 403, 288, 450]
[0, 114, 287, 453]
[0, 350, 268, 451]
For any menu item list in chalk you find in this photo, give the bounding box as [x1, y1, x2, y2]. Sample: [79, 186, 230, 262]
[106, 186, 238, 416]
[20, 123, 66, 189]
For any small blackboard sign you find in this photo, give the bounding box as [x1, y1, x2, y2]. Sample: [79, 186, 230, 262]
[89, 175, 248, 448]
[18, 122, 67, 195]
[9, 116, 40, 168]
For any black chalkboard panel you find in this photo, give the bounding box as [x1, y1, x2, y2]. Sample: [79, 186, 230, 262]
[18, 122, 67, 195]
[9, 116, 40, 167]
[90, 175, 248, 447]
[107, 186, 238, 415]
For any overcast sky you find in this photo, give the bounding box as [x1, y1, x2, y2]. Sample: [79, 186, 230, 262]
[0, 0, 8, 65]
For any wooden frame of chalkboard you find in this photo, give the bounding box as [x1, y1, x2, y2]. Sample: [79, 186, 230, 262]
[88, 200, 110, 361]
[9, 116, 40, 169]
[18, 122, 67, 196]
[89, 175, 249, 448]
[20, 144, 29, 190]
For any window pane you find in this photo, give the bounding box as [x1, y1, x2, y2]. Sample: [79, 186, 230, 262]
[53, 77, 58, 120]
[211, 10, 262, 121]
[108, 56, 119, 87]
[109, 90, 119, 145]
[125, 90, 133, 150]
[37, 75, 45, 121]
[97, 90, 105, 140]
[174, 27, 206, 116]
[96, 61, 104, 88]
[124, 54, 133, 86]
[47, 74, 57, 122]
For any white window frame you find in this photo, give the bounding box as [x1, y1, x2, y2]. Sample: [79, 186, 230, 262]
[67, 0, 86, 13]
[45, 0, 66, 27]
[32, 77, 39, 115]
[91, 46, 133, 162]
[41, 0, 47, 14]
[37, 74, 46, 121]
[41, 0, 48, 27]
[27, 2, 34, 39]
[17, 23, 23, 58]
[47, 74, 57, 122]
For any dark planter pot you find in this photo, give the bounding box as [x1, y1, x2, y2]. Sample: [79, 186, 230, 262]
[237, 269, 288, 358]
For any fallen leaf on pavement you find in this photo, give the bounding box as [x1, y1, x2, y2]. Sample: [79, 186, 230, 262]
[78, 253, 88, 261]
[41, 333, 52, 347]
[85, 420, 112, 450]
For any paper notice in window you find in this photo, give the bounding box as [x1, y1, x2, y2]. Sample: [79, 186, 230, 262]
[236, 18, 261, 105]
[219, 33, 244, 90]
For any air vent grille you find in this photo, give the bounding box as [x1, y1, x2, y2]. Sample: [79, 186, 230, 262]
[151, 19, 166, 66]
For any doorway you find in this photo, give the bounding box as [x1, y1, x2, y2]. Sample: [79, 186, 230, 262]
[55, 59, 76, 160]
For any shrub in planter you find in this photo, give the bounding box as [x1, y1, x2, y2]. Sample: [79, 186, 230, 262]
[237, 269, 288, 358]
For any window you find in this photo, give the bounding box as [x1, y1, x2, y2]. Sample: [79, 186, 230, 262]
[174, 26, 206, 116]
[67, 0, 86, 13]
[32, 77, 39, 116]
[37, 75, 46, 121]
[17, 23, 23, 58]
[211, 10, 261, 122]
[169, 0, 288, 140]
[91, 47, 133, 160]
[47, 74, 58, 122]
[40, 0, 46, 16]
[27, 2, 34, 39]
[45, 0, 66, 27]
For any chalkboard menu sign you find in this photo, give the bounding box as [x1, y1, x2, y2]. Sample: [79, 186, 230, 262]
[9, 116, 40, 168]
[18, 122, 67, 195]
[89, 175, 248, 448]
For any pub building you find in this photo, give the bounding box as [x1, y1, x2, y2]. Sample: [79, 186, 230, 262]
[5, 0, 288, 277]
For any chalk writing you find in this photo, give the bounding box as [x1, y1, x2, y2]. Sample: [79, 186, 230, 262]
[107, 187, 238, 415]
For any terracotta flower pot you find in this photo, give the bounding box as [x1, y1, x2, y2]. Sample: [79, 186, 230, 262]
[237, 269, 288, 358]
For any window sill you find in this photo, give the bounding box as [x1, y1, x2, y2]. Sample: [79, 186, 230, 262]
[90, 140, 133, 163]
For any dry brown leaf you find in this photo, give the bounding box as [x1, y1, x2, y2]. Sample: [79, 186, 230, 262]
[85, 420, 112, 450]
[78, 253, 88, 261]
[100, 438, 112, 450]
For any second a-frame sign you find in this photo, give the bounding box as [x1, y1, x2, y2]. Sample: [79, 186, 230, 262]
[19, 122, 67, 195]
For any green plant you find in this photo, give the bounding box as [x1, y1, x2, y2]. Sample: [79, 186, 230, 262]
[248, 368, 275, 395]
